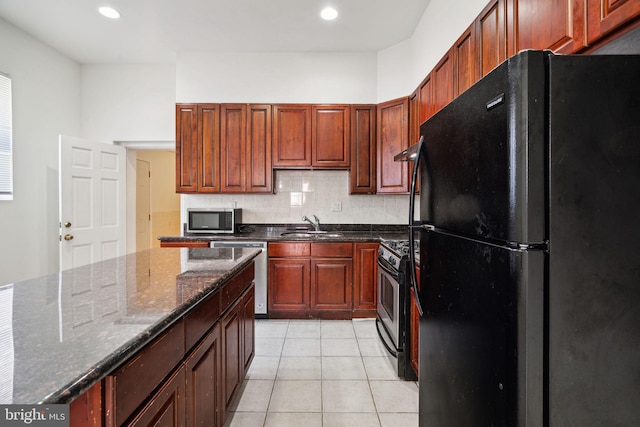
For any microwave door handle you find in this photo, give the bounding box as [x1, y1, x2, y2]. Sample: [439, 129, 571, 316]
[408, 135, 424, 317]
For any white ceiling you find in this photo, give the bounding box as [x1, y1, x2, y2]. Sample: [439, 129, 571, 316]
[0, 0, 431, 64]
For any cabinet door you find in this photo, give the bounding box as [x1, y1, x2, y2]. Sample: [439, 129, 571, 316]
[310, 258, 353, 312]
[586, 0, 640, 44]
[272, 104, 312, 167]
[246, 104, 273, 193]
[432, 49, 455, 116]
[222, 305, 242, 411]
[476, 0, 508, 79]
[349, 105, 377, 194]
[454, 25, 477, 97]
[507, 0, 587, 54]
[198, 104, 221, 192]
[175, 104, 198, 192]
[242, 288, 255, 374]
[268, 258, 310, 313]
[312, 105, 350, 168]
[376, 97, 409, 194]
[418, 74, 433, 125]
[352, 243, 378, 317]
[127, 367, 185, 427]
[410, 284, 420, 378]
[220, 104, 247, 193]
[185, 325, 223, 427]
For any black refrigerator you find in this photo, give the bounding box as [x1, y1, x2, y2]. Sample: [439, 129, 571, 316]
[398, 50, 640, 426]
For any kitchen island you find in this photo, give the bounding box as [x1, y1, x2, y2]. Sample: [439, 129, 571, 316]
[1, 247, 260, 426]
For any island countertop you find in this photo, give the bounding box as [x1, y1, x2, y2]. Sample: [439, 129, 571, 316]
[0, 247, 260, 405]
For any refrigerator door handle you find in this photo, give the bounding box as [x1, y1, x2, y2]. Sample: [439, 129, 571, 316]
[408, 136, 425, 317]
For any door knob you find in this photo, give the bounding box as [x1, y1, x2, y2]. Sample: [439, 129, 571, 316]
[63, 234, 74, 241]
[64, 222, 72, 228]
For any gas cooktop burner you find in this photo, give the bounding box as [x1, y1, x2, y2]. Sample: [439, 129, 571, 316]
[380, 239, 419, 257]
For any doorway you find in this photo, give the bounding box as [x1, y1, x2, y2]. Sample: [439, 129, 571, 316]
[131, 150, 180, 251]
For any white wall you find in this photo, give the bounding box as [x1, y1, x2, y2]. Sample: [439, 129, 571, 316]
[176, 52, 378, 104]
[0, 17, 81, 284]
[377, 0, 491, 101]
[81, 63, 176, 143]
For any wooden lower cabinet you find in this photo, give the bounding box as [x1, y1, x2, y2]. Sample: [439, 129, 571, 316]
[310, 258, 353, 315]
[101, 265, 255, 427]
[159, 240, 210, 248]
[185, 325, 223, 427]
[268, 242, 358, 319]
[127, 367, 185, 427]
[352, 242, 378, 317]
[409, 266, 420, 378]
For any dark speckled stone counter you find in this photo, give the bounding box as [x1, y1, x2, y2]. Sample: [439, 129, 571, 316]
[0, 247, 260, 405]
[159, 223, 411, 243]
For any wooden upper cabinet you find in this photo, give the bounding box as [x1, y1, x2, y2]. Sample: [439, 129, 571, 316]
[349, 105, 377, 194]
[418, 74, 433, 124]
[377, 97, 409, 194]
[432, 50, 455, 116]
[312, 105, 350, 168]
[476, 0, 507, 78]
[272, 104, 312, 168]
[453, 25, 477, 96]
[220, 104, 273, 193]
[221, 104, 247, 193]
[507, 0, 587, 55]
[586, 0, 640, 44]
[176, 104, 198, 192]
[176, 103, 221, 193]
[246, 104, 273, 193]
[199, 104, 222, 192]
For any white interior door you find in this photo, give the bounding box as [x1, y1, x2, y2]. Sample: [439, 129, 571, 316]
[59, 135, 126, 271]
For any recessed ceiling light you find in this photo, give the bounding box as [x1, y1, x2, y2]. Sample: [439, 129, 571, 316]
[320, 7, 338, 21]
[98, 6, 121, 19]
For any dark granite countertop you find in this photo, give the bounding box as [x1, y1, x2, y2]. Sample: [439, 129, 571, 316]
[1, 247, 260, 405]
[159, 223, 411, 243]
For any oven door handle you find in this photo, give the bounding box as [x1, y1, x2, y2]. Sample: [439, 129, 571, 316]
[377, 257, 400, 281]
[408, 136, 425, 317]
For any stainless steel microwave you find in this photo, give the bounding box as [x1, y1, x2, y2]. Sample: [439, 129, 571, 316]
[186, 208, 242, 234]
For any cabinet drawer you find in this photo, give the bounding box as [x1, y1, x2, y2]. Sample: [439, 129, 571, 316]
[221, 262, 255, 312]
[185, 289, 221, 351]
[311, 242, 353, 258]
[268, 242, 311, 257]
[107, 319, 185, 426]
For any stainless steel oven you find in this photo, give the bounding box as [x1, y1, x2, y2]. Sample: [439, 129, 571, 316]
[376, 239, 417, 381]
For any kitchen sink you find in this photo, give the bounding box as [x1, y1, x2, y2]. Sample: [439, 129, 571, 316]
[280, 231, 344, 238]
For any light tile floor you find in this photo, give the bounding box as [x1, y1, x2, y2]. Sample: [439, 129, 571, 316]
[224, 318, 419, 427]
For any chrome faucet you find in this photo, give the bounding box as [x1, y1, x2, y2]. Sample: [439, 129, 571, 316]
[302, 215, 321, 232]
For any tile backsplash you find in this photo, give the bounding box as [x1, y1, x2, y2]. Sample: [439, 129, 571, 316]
[182, 170, 415, 225]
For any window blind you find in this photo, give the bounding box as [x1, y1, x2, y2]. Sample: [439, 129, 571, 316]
[0, 73, 13, 200]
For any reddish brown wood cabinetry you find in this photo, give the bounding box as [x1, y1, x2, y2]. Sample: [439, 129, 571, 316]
[352, 242, 379, 317]
[432, 51, 455, 116]
[507, 0, 587, 55]
[586, 0, 640, 44]
[185, 324, 223, 427]
[476, 0, 508, 79]
[453, 25, 476, 96]
[377, 97, 410, 194]
[272, 104, 312, 168]
[312, 105, 351, 168]
[102, 264, 255, 427]
[410, 265, 420, 378]
[160, 240, 210, 248]
[221, 104, 273, 193]
[268, 242, 356, 318]
[176, 104, 221, 193]
[350, 105, 377, 194]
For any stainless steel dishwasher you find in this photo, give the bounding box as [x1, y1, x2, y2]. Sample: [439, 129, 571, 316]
[209, 241, 267, 317]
